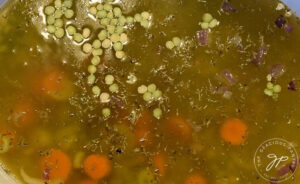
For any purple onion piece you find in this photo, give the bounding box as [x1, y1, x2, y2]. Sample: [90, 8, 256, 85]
[111, 95, 124, 108]
[275, 15, 286, 28]
[221, 70, 236, 85]
[269, 64, 286, 79]
[221, 2, 236, 12]
[284, 24, 294, 33]
[288, 80, 297, 91]
[197, 30, 208, 46]
[252, 45, 268, 66]
[42, 168, 50, 180]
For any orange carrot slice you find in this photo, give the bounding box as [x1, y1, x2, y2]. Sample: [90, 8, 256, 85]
[39, 69, 73, 100]
[83, 154, 111, 181]
[79, 179, 98, 184]
[11, 101, 35, 127]
[165, 116, 192, 141]
[134, 111, 153, 145]
[220, 118, 248, 145]
[153, 152, 166, 177]
[184, 173, 207, 184]
[40, 149, 72, 181]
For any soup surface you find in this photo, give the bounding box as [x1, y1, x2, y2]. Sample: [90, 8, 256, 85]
[0, 0, 300, 183]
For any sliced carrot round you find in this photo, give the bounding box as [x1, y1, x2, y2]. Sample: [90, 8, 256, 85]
[184, 173, 207, 184]
[11, 101, 35, 127]
[40, 69, 73, 100]
[165, 116, 192, 141]
[153, 153, 166, 177]
[40, 149, 71, 181]
[220, 118, 248, 145]
[134, 111, 153, 145]
[79, 179, 98, 184]
[83, 154, 111, 181]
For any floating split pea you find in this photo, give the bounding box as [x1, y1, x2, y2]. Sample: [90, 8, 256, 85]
[55, 28, 65, 38]
[73, 33, 84, 43]
[82, 43, 92, 53]
[91, 56, 100, 65]
[102, 108, 111, 117]
[138, 85, 148, 94]
[67, 25, 76, 35]
[87, 74, 96, 85]
[153, 90, 162, 99]
[153, 108, 162, 119]
[105, 75, 114, 85]
[147, 84, 156, 92]
[143, 92, 152, 102]
[82, 28, 91, 39]
[109, 83, 119, 93]
[92, 86, 101, 96]
[88, 65, 97, 74]
[115, 51, 125, 59]
[100, 92, 110, 103]
[92, 40, 101, 49]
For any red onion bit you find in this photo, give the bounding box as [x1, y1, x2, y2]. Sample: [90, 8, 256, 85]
[252, 45, 268, 66]
[197, 30, 209, 46]
[284, 24, 294, 33]
[274, 15, 286, 28]
[42, 168, 51, 180]
[288, 80, 297, 91]
[221, 2, 236, 12]
[269, 64, 286, 79]
[221, 70, 236, 86]
[111, 95, 124, 108]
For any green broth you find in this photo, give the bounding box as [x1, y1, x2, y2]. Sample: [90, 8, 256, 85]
[0, 0, 300, 184]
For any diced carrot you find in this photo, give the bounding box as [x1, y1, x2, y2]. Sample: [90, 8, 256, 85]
[220, 118, 248, 145]
[165, 116, 192, 141]
[83, 154, 111, 181]
[11, 101, 35, 127]
[40, 149, 72, 181]
[39, 69, 73, 100]
[153, 152, 166, 177]
[184, 173, 207, 184]
[134, 111, 153, 145]
[79, 179, 98, 184]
